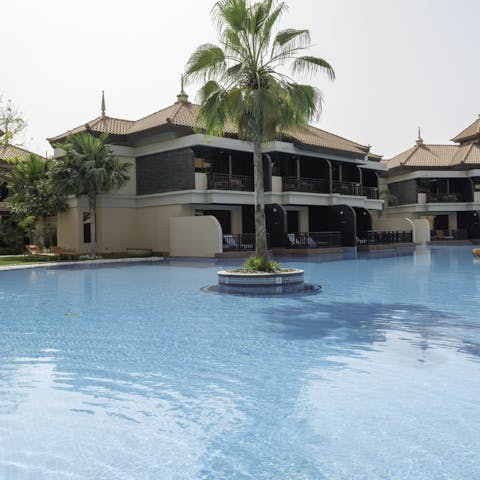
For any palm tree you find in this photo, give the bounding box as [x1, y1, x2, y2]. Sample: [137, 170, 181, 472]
[6, 153, 67, 248]
[185, 0, 334, 260]
[51, 133, 131, 256]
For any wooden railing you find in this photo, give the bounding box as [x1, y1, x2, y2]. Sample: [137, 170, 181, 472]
[208, 173, 254, 191]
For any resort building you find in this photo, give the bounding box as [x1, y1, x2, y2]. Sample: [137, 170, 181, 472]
[383, 117, 480, 242]
[49, 89, 388, 257]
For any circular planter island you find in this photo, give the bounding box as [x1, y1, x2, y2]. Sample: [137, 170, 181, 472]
[217, 269, 305, 294]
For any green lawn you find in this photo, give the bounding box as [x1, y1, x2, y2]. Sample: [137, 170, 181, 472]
[0, 255, 61, 266]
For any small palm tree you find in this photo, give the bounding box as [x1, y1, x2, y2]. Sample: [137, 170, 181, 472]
[185, 0, 334, 260]
[51, 133, 131, 256]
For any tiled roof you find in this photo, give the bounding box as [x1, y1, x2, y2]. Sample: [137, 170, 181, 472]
[0, 144, 43, 181]
[286, 124, 380, 159]
[49, 97, 379, 159]
[130, 101, 236, 135]
[450, 143, 480, 165]
[385, 143, 458, 169]
[48, 115, 134, 142]
[451, 116, 480, 143]
[0, 144, 34, 162]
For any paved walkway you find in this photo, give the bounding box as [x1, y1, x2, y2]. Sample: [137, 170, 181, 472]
[0, 256, 165, 272]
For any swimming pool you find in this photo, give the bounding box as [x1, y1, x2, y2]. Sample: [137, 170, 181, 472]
[0, 246, 479, 479]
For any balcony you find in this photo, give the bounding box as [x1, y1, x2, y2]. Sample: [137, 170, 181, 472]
[282, 176, 329, 194]
[207, 172, 253, 192]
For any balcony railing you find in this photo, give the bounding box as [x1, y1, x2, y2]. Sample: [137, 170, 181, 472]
[286, 231, 341, 249]
[426, 192, 464, 203]
[282, 176, 329, 193]
[359, 230, 413, 245]
[430, 229, 468, 241]
[208, 173, 253, 191]
[332, 181, 362, 196]
[222, 233, 271, 251]
[362, 186, 379, 199]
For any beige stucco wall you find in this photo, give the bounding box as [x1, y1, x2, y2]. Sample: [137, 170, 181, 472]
[372, 215, 431, 244]
[195, 172, 208, 190]
[95, 207, 137, 252]
[57, 206, 137, 253]
[169, 216, 222, 257]
[56, 208, 84, 252]
[137, 204, 194, 253]
[272, 176, 282, 193]
[411, 219, 430, 244]
[371, 216, 413, 232]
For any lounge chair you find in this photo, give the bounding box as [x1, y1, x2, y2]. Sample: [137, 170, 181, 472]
[25, 244, 59, 257]
[306, 235, 317, 248]
[25, 244, 41, 255]
[51, 247, 81, 257]
[287, 233, 300, 248]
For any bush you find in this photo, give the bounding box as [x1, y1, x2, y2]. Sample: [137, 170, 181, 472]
[0, 217, 22, 254]
[243, 256, 281, 273]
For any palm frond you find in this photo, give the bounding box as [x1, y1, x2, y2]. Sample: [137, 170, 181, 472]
[291, 55, 335, 80]
[185, 44, 226, 82]
[273, 28, 311, 49]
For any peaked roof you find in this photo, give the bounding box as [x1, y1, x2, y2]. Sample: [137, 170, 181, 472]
[385, 143, 458, 169]
[0, 144, 44, 181]
[49, 95, 380, 160]
[0, 143, 36, 162]
[451, 116, 480, 143]
[386, 114, 480, 171]
[48, 115, 134, 143]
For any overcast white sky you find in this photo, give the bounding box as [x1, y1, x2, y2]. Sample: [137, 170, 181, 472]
[2, 0, 479, 158]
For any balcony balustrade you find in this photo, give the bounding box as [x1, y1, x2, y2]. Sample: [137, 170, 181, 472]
[359, 230, 413, 245]
[332, 181, 362, 196]
[208, 173, 254, 192]
[282, 176, 329, 194]
[430, 229, 468, 241]
[361, 186, 379, 199]
[286, 231, 341, 249]
[426, 192, 464, 203]
[222, 233, 270, 251]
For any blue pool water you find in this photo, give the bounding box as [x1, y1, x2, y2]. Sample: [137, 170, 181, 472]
[0, 246, 479, 479]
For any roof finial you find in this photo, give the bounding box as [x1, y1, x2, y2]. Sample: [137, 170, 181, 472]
[416, 126, 423, 145]
[176, 75, 189, 103]
[181, 75, 186, 95]
[101, 91, 106, 117]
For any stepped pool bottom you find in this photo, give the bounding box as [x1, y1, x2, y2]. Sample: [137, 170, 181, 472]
[0, 246, 479, 479]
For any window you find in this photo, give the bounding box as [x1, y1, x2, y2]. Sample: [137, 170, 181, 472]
[83, 212, 94, 243]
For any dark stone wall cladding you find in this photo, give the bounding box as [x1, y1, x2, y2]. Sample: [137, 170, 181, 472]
[136, 148, 195, 195]
[388, 179, 417, 205]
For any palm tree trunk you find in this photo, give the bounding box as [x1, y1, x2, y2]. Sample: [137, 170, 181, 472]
[88, 192, 96, 257]
[252, 126, 268, 260]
